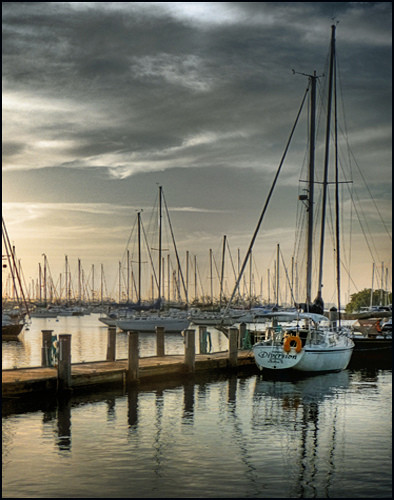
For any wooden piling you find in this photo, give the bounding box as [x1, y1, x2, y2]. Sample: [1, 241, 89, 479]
[199, 326, 208, 354]
[228, 328, 238, 368]
[239, 323, 247, 349]
[41, 330, 53, 367]
[127, 331, 139, 384]
[57, 334, 72, 391]
[330, 307, 338, 329]
[184, 329, 195, 373]
[106, 327, 117, 361]
[156, 326, 165, 357]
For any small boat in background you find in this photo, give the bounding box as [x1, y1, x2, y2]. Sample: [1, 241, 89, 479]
[348, 317, 392, 368]
[30, 307, 59, 318]
[2, 219, 31, 339]
[116, 310, 190, 333]
[2, 311, 25, 338]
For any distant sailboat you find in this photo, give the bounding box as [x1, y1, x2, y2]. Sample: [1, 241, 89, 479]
[114, 186, 190, 333]
[2, 217, 30, 338]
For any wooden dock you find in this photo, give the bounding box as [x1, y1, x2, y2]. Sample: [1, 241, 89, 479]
[2, 351, 256, 397]
[2, 326, 257, 397]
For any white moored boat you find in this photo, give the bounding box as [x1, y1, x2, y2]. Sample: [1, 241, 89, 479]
[116, 314, 190, 333]
[252, 312, 354, 372]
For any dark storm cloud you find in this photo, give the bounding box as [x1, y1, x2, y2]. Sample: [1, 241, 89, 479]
[0, 4, 353, 172]
[3, 1, 391, 185]
[3, 2, 391, 181]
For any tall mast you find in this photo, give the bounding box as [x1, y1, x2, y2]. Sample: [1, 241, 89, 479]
[118, 261, 121, 303]
[380, 261, 384, 305]
[158, 185, 162, 308]
[137, 210, 141, 305]
[91, 264, 93, 302]
[209, 249, 213, 306]
[39, 263, 42, 303]
[78, 258, 81, 304]
[186, 250, 189, 304]
[64, 255, 67, 304]
[333, 50, 341, 321]
[126, 250, 130, 303]
[194, 255, 197, 302]
[249, 249, 253, 301]
[276, 243, 280, 306]
[43, 254, 47, 305]
[219, 235, 226, 307]
[306, 71, 317, 306]
[370, 263, 375, 308]
[317, 24, 336, 299]
[100, 263, 103, 304]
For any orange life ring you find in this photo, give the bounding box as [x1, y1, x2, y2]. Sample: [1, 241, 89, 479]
[283, 335, 302, 353]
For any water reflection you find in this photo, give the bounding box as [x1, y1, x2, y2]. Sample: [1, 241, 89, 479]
[226, 374, 260, 497]
[127, 386, 139, 429]
[2, 370, 392, 498]
[253, 371, 350, 497]
[182, 380, 195, 423]
[153, 390, 164, 479]
[57, 397, 72, 451]
[1, 336, 29, 369]
[253, 370, 350, 403]
[2, 313, 230, 369]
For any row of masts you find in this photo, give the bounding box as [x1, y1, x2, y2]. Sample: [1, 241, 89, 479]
[0, 243, 289, 305]
[3, 242, 391, 308]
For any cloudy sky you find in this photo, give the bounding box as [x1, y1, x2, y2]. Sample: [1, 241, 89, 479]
[2, 2, 392, 305]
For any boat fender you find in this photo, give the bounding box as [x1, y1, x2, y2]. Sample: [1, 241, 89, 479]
[283, 335, 302, 353]
[375, 320, 382, 333]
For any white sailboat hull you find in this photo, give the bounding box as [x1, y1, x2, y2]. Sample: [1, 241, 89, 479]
[253, 341, 354, 372]
[294, 345, 354, 372]
[253, 345, 305, 370]
[117, 317, 190, 333]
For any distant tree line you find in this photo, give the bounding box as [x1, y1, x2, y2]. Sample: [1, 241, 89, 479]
[345, 288, 392, 313]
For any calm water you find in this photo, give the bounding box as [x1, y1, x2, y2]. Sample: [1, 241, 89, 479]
[2, 313, 229, 369]
[2, 315, 392, 498]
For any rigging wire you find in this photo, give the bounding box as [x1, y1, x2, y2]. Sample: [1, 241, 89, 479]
[223, 84, 310, 315]
[162, 190, 188, 302]
[335, 54, 391, 242]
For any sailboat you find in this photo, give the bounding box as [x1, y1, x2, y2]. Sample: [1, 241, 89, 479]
[115, 186, 190, 333]
[223, 26, 354, 372]
[2, 217, 30, 338]
[253, 26, 354, 372]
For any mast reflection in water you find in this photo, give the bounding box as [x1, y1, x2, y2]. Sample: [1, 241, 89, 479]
[2, 369, 392, 498]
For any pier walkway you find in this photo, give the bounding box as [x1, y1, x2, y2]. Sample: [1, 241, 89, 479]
[2, 350, 256, 397]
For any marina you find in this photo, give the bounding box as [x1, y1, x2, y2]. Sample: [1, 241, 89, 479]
[2, 4, 392, 499]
